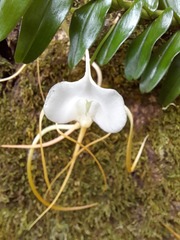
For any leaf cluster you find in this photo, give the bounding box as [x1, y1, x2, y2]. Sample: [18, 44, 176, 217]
[0, 0, 179, 105]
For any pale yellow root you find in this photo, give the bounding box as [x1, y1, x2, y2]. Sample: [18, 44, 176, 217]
[0, 64, 27, 82]
[91, 61, 102, 86]
[44, 160, 72, 200]
[36, 59, 45, 101]
[161, 223, 180, 240]
[44, 129, 110, 198]
[27, 124, 97, 211]
[28, 127, 98, 230]
[56, 127, 108, 188]
[125, 106, 149, 173]
[39, 110, 50, 189]
[77, 132, 111, 186]
[27, 121, 79, 209]
[162, 103, 177, 110]
[1, 123, 80, 149]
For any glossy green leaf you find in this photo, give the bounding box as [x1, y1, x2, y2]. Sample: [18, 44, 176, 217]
[0, 0, 32, 41]
[159, 53, 180, 106]
[140, 31, 180, 93]
[96, 0, 142, 65]
[164, 0, 180, 18]
[68, 0, 112, 69]
[15, 0, 72, 63]
[125, 8, 173, 80]
[160, 0, 180, 24]
[143, 0, 158, 11]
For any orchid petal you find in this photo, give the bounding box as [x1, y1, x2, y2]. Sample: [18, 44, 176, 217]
[44, 79, 88, 123]
[44, 50, 127, 133]
[91, 87, 127, 133]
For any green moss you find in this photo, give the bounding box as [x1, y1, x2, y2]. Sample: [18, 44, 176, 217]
[0, 40, 179, 240]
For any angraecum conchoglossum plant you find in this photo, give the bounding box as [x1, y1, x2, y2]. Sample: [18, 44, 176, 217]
[1, 49, 148, 229]
[0, 0, 180, 238]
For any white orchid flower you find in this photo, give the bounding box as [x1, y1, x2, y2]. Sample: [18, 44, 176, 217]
[44, 50, 127, 133]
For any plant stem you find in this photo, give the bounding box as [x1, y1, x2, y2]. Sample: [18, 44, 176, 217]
[111, 0, 179, 26]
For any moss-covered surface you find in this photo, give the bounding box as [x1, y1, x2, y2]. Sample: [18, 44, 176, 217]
[0, 40, 179, 240]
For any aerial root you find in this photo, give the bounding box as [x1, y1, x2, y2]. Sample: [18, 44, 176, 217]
[125, 106, 149, 173]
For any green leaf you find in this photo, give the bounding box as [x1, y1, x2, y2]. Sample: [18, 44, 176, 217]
[0, 0, 32, 41]
[15, 0, 72, 63]
[143, 0, 158, 11]
[164, 0, 180, 18]
[160, 0, 180, 24]
[159, 53, 180, 106]
[96, 0, 142, 65]
[140, 31, 180, 93]
[125, 8, 173, 80]
[68, 0, 112, 69]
